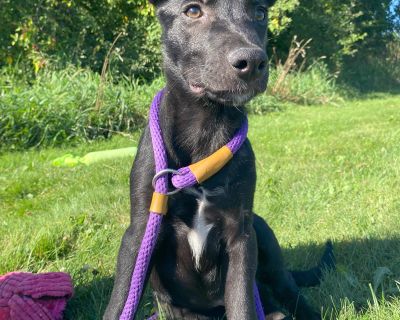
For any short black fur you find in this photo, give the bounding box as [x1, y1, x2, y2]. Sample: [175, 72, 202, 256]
[104, 1, 334, 319]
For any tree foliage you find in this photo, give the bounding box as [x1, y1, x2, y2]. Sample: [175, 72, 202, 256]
[268, 0, 300, 35]
[269, 0, 400, 90]
[271, 0, 395, 66]
[0, 0, 399, 89]
[0, 0, 161, 79]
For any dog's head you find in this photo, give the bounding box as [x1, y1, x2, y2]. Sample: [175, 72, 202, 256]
[150, 0, 275, 106]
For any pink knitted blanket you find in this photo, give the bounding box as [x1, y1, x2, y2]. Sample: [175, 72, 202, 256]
[0, 272, 73, 320]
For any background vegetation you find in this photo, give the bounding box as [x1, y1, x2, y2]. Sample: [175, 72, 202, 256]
[270, 0, 400, 92]
[0, 0, 399, 149]
[0, 0, 161, 79]
[0, 60, 342, 149]
[1, 0, 399, 86]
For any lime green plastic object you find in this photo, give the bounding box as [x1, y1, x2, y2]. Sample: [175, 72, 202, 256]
[52, 147, 137, 167]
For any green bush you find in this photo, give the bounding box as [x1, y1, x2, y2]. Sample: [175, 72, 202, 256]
[0, 66, 163, 150]
[269, 0, 400, 92]
[0, 0, 161, 80]
[339, 37, 400, 93]
[273, 61, 342, 104]
[249, 61, 343, 114]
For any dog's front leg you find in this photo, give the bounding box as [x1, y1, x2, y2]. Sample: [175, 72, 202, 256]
[103, 225, 146, 319]
[224, 226, 258, 320]
[104, 128, 156, 320]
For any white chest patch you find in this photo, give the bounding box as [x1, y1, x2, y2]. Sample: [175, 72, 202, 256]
[187, 198, 213, 270]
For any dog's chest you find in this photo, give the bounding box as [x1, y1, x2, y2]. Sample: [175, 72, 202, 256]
[177, 186, 229, 271]
[151, 184, 247, 308]
[187, 198, 214, 270]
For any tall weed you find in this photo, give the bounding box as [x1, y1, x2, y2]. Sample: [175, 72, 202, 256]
[0, 67, 162, 150]
[270, 37, 341, 105]
[249, 61, 343, 114]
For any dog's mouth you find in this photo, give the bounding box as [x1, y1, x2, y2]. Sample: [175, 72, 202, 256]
[189, 82, 258, 106]
[189, 83, 206, 95]
[206, 90, 255, 106]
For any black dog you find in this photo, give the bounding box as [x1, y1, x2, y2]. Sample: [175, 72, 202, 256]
[104, 0, 334, 319]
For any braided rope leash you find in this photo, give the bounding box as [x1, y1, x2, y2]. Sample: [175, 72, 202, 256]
[120, 90, 265, 320]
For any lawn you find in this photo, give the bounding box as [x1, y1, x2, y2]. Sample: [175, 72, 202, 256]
[1, 96, 400, 319]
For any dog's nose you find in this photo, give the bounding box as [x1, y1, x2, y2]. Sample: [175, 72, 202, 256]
[228, 48, 267, 80]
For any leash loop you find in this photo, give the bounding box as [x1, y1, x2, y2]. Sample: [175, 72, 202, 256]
[152, 169, 182, 196]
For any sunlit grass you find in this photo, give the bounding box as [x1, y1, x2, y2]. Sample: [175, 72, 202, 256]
[1, 96, 399, 319]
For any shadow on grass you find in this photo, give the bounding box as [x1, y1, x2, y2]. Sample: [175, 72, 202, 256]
[283, 236, 400, 316]
[65, 276, 155, 320]
[66, 237, 400, 319]
[65, 276, 114, 320]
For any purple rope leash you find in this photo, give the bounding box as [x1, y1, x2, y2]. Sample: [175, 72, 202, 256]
[120, 90, 167, 320]
[254, 284, 264, 319]
[120, 89, 265, 320]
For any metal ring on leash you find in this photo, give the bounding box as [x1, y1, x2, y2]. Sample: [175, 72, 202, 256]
[152, 169, 182, 196]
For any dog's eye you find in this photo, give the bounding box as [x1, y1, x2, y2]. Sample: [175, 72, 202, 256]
[255, 7, 267, 21]
[185, 5, 202, 19]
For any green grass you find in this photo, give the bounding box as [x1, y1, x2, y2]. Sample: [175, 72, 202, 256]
[1, 96, 400, 319]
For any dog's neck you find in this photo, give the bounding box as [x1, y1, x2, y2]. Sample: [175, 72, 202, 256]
[159, 83, 246, 166]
